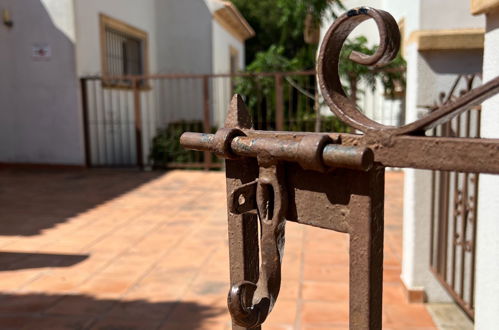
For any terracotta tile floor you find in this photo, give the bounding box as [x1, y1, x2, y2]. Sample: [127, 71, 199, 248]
[0, 168, 436, 329]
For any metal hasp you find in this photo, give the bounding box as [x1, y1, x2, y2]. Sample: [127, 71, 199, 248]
[180, 6, 499, 329]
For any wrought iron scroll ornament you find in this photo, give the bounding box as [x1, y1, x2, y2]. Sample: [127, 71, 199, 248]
[319, 7, 499, 137]
[181, 6, 499, 330]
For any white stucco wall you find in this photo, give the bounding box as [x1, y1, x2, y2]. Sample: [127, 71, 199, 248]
[155, 0, 212, 75]
[382, 0, 419, 35]
[212, 19, 245, 128]
[475, 12, 499, 329]
[40, 0, 76, 42]
[74, 0, 158, 76]
[154, 0, 247, 130]
[420, 0, 484, 30]
[401, 40, 454, 303]
[212, 20, 244, 74]
[73, 0, 160, 166]
[153, 0, 213, 138]
[401, 0, 484, 303]
[0, 0, 83, 165]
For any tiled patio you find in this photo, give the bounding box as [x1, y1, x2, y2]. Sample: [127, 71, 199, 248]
[0, 168, 436, 329]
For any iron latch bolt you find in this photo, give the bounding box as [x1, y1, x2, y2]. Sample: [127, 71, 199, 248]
[180, 131, 374, 172]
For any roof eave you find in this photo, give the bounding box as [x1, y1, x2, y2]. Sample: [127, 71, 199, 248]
[214, 1, 255, 41]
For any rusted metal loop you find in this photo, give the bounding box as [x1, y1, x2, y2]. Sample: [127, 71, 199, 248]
[227, 281, 270, 328]
[227, 165, 287, 328]
[318, 6, 401, 134]
[213, 128, 246, 160]
[297, 135, 334, 172]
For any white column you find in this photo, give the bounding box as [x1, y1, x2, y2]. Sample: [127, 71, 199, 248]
[475, 12, 499, 330]
[400, 43, 452, 302]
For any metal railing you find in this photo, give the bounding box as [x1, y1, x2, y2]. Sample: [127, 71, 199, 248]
[428, 74, 482, 319]
[80, 71, 403, 169]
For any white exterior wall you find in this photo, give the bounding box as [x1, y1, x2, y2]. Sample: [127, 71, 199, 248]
[382, 0, 418, 34]
[154, 0, 213, 139]
[0, 0, 83, 165]
[212, 21, 244, 74]
[74, 0, 158, 76]
[40, 0, 76, 42]
[212, 20, 245, 128]
[401, 0, 485, 303]
[382, 0, 453, 302]
[400, 39, 452, 302]
[420, 0, 484, 30]
[73, 0, 159, 166]
[156, 0, 212, 75]
[0, 0, 249, 166]
[475, 12, 499, 329]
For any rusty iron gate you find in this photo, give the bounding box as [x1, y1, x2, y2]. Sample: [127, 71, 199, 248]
[81, 72, 400, 169]
[427, 74, 482, 319]
[80, 72, 333, 169]
[180, 7, 499, 330]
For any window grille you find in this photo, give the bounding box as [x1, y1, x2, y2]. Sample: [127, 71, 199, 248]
[99, 14, 148, 88]
[105, 28, 143, 78]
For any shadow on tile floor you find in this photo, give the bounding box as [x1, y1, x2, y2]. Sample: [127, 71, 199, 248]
[0, 293, 225, 329]
[0, 252, 88, 271]
[0, 169, 163, 236]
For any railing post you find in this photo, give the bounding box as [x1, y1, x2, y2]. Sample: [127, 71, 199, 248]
[275, 74, 284, 131]
[80, 78, 92, 167]
[314, 87, 321, 132]
[133, 78, 144, 168]
[203, 76, 212, 171]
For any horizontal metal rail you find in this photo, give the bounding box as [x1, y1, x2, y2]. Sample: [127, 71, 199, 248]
[81, 70, 317, 81]
[182, 130, 499, 174]
[180, 132, 374, 171]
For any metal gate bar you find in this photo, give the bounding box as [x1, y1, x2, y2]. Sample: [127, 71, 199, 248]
[180, 7, 499, 329]
[81, 68, 402, 169]
[427, 74, 483, 318]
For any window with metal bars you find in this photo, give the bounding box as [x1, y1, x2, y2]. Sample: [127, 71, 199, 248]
[105, 28, 143, 77]
[100, 14, 148, 88]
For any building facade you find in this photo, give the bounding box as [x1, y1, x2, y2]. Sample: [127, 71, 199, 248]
[0, 0, 253, 166]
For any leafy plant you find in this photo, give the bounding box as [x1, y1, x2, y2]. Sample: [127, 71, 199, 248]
[232, 0, 345, 69]
[149, 121, 219, 168]
[339, 36, 407, 101]
[339, 36, 377, 102]
[230, 0, 406, 135]
[378, 52, 406, 98]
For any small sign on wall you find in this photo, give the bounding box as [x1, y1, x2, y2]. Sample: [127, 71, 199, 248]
[32, 44, 51, 60]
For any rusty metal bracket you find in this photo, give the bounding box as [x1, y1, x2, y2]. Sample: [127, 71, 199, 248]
[180, 6, 499, 330]
[227, 161, 287, 328]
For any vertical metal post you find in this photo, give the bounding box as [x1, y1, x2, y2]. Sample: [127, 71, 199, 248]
[203, 76, 212, 171]
[275, 74, 284, 131]
[469, 107, 481, 311]
[133, 78, 144, 168]
[349, 167, 385, 330]
[224, 96, 260, 330]
[80, 78, 92, 167]
[314, 88, 321, 132]
[430, 167, 436, 268]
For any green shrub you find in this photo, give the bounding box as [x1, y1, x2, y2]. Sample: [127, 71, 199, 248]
[149, 121, 219, 168]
